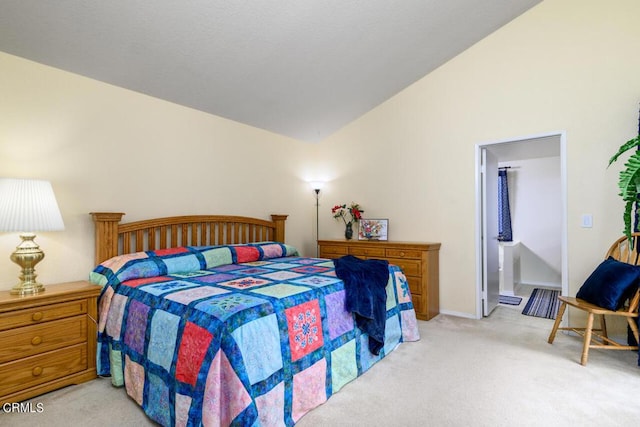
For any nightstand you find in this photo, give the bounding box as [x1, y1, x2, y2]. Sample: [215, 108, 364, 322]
[0, 281, 101, 404]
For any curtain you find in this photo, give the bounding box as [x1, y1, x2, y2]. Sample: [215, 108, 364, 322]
[498, 169, 512, 242]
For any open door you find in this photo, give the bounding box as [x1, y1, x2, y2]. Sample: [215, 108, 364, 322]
[482, 148, 499, 316]
[476, 132, 567, 319]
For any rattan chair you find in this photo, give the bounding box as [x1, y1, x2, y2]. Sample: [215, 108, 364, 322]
[548, 234, 640, 366]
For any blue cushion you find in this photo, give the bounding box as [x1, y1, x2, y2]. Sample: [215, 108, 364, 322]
[576, 257, 640, 310]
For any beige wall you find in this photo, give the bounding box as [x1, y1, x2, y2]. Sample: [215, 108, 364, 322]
[1, 0, 639, 322]
[315, 0, 640, 317]
[0, 52, 318, 291]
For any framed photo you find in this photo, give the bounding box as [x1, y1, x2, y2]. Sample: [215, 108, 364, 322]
[358, 219, 388, 241]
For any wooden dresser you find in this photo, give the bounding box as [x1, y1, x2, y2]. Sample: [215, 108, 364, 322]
[318, 239, 440, 320]
[0, 281, 101, 404]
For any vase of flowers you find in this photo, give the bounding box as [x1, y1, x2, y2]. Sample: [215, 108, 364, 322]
[332, 202, 363, 240]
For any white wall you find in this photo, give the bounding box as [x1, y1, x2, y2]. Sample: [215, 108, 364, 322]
[504, 157, 562, 287]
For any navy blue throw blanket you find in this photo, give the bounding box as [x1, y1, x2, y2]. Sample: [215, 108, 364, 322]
[333, 255, 389, 355]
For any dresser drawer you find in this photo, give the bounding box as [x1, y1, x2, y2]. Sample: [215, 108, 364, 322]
[0, 343, 88, 397]
[386, 248, 422, 259]
[405, 276, 422, 296]
[410, 293, 423, 314]
[0, 315, 87, 364]
[320, 245, 348, 257]
[0, 300, 88, 332]
[388, 258, 421, 277]
[317, 240, 439, 320]
[349, 247, 385, 257]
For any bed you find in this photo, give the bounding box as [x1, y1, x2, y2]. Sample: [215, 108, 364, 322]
[90, 212, 420, 426]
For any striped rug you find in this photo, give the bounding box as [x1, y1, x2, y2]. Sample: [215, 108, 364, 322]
[521, 288, 560, 319]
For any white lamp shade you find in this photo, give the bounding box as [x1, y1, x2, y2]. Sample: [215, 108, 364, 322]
[310, 181, 325, 191]
[0, 178, 65, 232]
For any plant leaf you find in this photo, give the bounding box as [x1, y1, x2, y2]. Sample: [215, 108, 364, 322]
[616, 149, 640, 247]
[608, 136, 640, 167]
[618, 151, 640, 201]
[623, 201, 634, 246]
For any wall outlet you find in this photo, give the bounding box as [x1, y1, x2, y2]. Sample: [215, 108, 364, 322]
[581, 214, 593, 228]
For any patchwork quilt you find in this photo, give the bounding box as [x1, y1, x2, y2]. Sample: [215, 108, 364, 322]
[91, 242, 420, 426]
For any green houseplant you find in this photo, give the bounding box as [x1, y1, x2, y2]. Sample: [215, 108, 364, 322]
[608, 135, 640, 245]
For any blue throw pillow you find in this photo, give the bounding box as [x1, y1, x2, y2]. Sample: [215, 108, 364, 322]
[576, 257, 640, 310]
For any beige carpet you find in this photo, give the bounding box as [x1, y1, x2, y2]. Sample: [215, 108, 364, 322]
[2, 305, 639, 426]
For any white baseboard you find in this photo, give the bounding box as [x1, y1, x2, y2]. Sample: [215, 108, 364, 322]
[437, 309, 479, 319]
[519, 281, 561, 289]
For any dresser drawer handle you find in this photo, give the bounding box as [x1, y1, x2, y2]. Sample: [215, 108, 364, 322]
[32, 367, 43, 376]
[32, 312, 43, 321]
[31, 336, 42, 346]
[399, 251, 406, 257]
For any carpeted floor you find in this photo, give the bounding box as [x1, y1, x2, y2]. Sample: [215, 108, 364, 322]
[2, 306, 639, 426]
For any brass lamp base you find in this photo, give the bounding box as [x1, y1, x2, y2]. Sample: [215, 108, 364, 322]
[10, 233, 46, 296]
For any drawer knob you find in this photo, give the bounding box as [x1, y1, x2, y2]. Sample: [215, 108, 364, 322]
[32, 312, 43, 321]
[400, 251, 406, 257]
[31, 336, 42, 346]
[32, 366, 43, 376]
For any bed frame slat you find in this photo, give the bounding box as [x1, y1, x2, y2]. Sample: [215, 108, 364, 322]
[91, 213, 288, 265]
[123, 232, 131, 254]
[149, 227, 157, 249]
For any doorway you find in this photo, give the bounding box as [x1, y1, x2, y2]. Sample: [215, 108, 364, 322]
[475, 132, 568, 318]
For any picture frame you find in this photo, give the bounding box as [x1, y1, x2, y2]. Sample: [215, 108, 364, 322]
[358, 219, 388, 241]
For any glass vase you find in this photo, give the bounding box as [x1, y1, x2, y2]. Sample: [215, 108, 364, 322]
[345, 222, 353, 240]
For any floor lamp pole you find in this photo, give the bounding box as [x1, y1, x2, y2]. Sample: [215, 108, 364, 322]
[314, 188, 320, 257]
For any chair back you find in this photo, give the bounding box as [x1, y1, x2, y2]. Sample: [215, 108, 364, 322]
[606, 233, 640, 314]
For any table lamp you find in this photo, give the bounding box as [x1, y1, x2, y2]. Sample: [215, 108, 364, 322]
[0, 178, 65, 295]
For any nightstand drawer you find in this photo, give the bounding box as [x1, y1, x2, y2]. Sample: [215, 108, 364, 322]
[319, 245, 348, 257]
[348, 247, 385, 257]
[388, 258, 421, 276]
[0, 300, 88, 332]
[386, 248, 421, 259]
[0, 343, 87, 397]
[0, 315, 87, 364]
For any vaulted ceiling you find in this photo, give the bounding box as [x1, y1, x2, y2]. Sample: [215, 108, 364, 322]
[0, 1, 541, 142]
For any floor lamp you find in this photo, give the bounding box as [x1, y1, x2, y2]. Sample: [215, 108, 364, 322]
[310, 182, 324, 257]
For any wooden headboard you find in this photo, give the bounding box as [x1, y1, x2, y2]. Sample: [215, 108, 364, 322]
[91, 212, 288, 265]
